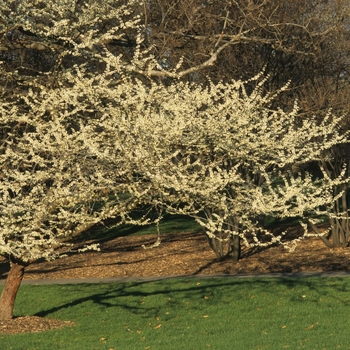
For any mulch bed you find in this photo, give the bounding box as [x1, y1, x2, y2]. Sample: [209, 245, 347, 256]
[1, 231, 349, 281]
[0, 316, 75, 335]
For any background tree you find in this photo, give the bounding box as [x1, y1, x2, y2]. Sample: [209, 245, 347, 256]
[142, 0, 350, 98]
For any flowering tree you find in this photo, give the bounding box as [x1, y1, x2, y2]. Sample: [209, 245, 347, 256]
[89, 75, 349, 260]
[315, 145, 350, 248]
[0, 81, 162, 320]
[1, 0, 349, 323]
[0, 99, 97, 319]
[0, 0, 155, 321]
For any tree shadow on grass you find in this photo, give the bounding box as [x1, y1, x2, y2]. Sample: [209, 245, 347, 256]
[32, 276, 350, 320]
[70, 214, 201, 246]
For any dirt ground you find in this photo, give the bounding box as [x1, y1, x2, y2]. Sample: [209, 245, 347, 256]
[1, 231, 350, 334]
[1, 231, 350, 281]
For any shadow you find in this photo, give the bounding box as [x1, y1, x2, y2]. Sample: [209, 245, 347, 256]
[33, 276, 350, 320]
[265, 259, 350, 274]
[0, 260, 10, 280]
[239, 244, 277, 259]
[192, 258, 221, 275]
[18, 232, 207, 278]
[70, 213, 200, 246]
[99, 231, 203, 253]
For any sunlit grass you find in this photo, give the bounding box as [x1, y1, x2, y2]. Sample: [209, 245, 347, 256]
[1, 277, 350, 349]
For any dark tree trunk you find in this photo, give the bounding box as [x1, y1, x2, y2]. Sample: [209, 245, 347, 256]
[204, 232, 241, 262]
[232, 235, 241, 262]
[318, 147, 350, 248]
[0, 261, 26, 320]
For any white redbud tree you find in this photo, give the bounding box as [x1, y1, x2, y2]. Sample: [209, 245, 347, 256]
[88, 75, 349, 261]
[0, 0, 349, 323]
[0, 88, 139, 320]
[0, 0, 158, 321]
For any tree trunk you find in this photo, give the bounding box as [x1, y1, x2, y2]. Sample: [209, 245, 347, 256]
[232, 235, 241, 262]
[205, 232, 225, 261]
[0, 261, 26, 320]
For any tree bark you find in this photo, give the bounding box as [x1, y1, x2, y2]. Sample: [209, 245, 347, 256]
[232, 235, 241, 263]
[0, 261, 26, 320]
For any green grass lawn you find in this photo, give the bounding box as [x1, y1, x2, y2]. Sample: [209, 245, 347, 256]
[75, 213, 202, 243]
[1, 277, 350, 349]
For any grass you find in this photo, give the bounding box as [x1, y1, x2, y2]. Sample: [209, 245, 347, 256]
[2, 276, 350, 349]
[76, 213, 202, 243]
[116, 214, 202, 237]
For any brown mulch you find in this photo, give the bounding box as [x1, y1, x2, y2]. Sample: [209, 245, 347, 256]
[1, 230, 350, 334]
[0, 316, 75, 335]
[8, 231, 350, 279]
